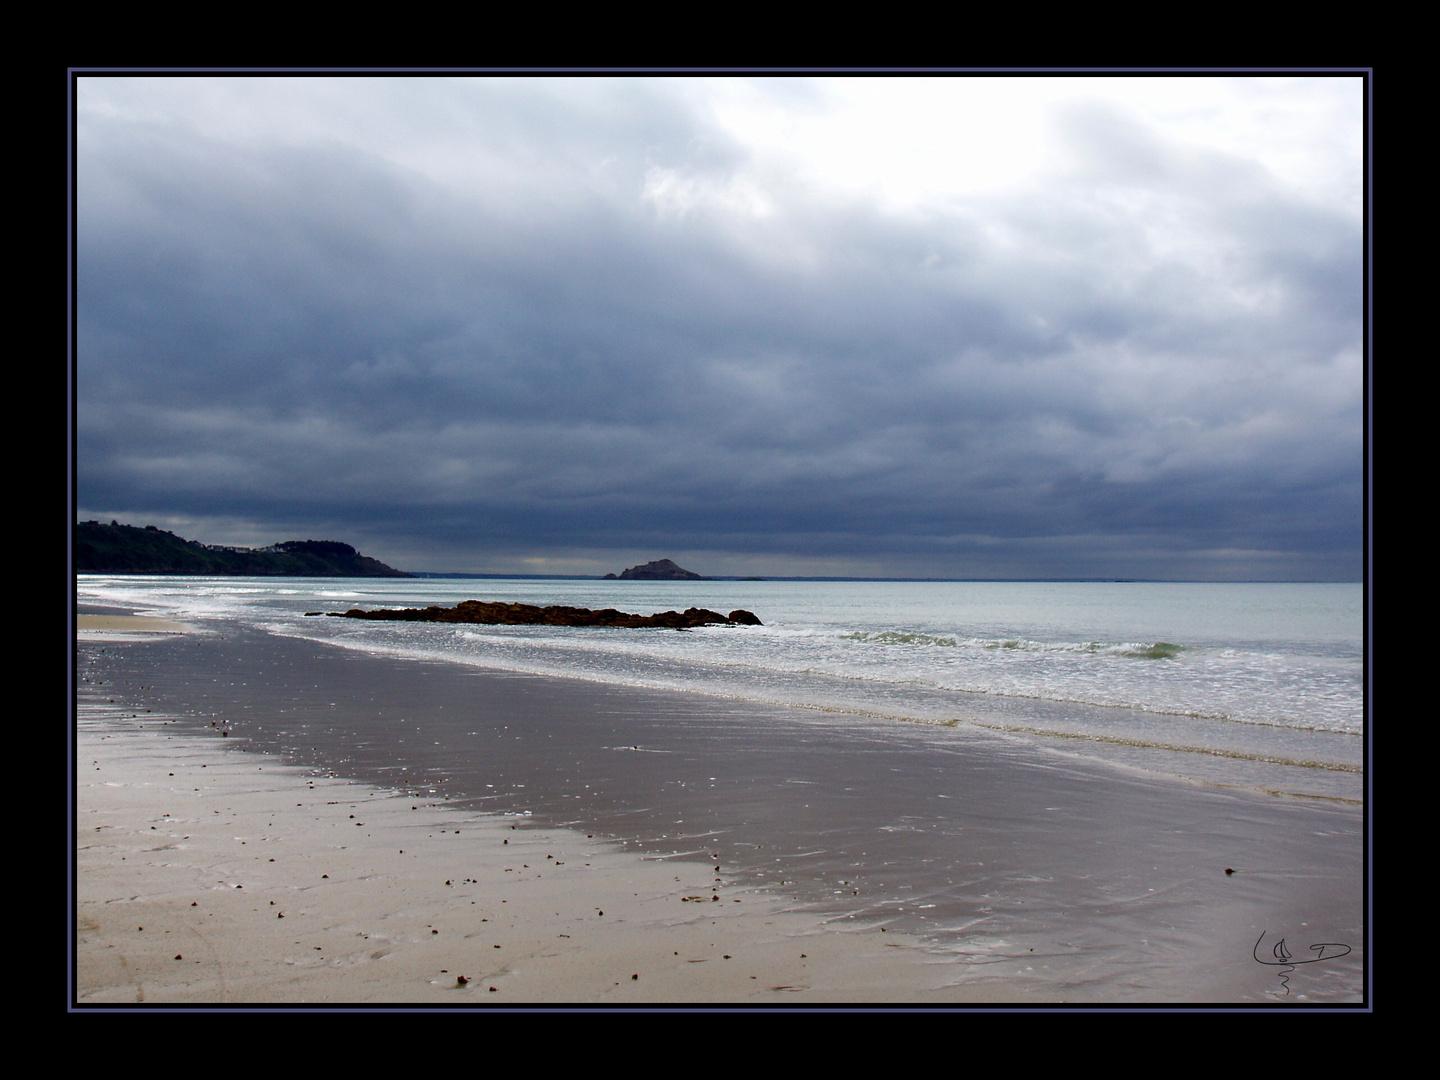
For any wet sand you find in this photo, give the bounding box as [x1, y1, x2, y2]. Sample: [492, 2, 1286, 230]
[76, 717, 981, 1003]
[74, 619, 1365, 1005]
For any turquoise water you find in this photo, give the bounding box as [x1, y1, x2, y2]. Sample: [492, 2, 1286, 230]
[76, 577, 1364, 800]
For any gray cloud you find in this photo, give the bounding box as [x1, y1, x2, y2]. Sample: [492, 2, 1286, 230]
[76, 78, 1363, 578]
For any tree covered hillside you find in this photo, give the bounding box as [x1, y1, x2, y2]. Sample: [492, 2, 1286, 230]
[75, 521, 410, 577]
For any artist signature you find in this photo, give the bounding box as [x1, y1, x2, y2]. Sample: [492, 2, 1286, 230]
[1253, 931, 1352, 996]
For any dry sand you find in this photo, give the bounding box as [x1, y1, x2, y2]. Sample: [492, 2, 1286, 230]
[75, 620, 1004, 1004]
[78, 614, 194, 636]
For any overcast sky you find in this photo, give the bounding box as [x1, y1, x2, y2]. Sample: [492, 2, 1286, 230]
[75, 75, 1365, 579]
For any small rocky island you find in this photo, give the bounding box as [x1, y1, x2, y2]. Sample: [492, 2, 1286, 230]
[604, 558, 704, 580]
[327, 600, 761, 629]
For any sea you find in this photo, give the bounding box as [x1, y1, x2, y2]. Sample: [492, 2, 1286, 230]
[76, 576, 1364, 804]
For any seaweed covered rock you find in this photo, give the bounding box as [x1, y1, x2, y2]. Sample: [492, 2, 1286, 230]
[339, 600, 760, 629]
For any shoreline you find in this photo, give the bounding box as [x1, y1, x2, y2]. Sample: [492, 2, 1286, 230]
[74, 618, 1365, 1005]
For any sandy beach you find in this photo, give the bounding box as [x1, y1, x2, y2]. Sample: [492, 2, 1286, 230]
[78, 614, 194, 635]
[74, 614, 1365, 1006]
[76, 618, 1003, 1004]
[77, 723, 982, 1004]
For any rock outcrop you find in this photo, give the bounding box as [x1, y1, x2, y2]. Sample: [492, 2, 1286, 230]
[335, 600, 761, 629]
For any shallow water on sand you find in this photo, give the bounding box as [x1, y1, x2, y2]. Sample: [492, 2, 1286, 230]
[78, 577, 1364, 801]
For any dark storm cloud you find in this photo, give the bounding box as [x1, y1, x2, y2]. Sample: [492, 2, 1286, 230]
[76, 79, 1362, 578]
